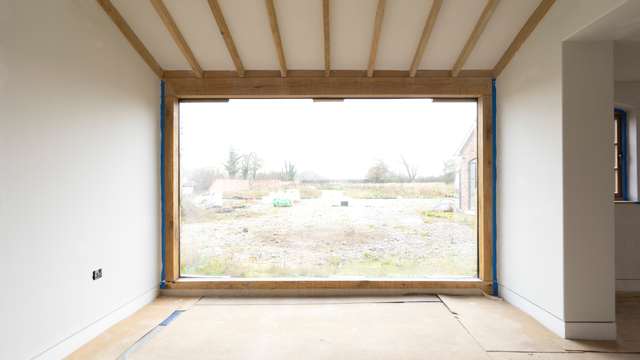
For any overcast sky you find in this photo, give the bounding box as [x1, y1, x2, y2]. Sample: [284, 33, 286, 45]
[180, 99, 476, 180]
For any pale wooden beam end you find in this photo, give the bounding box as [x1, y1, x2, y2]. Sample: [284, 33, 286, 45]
[207, 0, 245, 77]
[265, 0, 288, 77]
[451, 0, 499, 77]
[493, 0, 555, 78]
[409, 0, 443, 77]
[97, 0, 164, 78]
[323, 0, 331, 77]
[367, 0, 386, 77]
[150, 0, 203, 78]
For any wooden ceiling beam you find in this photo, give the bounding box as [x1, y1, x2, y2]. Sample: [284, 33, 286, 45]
[164, 75, 492, 98]
[493, 0, 555, 77]
[409, 0, 443, 77]
[265, 0, 288, 77]
[451, 0, 499, 77]
[206, 0, 245, 77]
[150, 0, 203, 78]
[367, 0, 386, 77]
[323, 0, 331, 77]
[96, 0, 163, 78]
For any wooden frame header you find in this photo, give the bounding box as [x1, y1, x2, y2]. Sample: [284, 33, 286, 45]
[164, 75, 492, 99]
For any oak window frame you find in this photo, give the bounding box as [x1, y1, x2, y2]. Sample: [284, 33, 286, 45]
[162, 74, 494, 293]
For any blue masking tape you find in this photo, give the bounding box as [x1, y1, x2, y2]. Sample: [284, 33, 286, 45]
[491, 79, 498, 296]
[160, 80, 167, 289]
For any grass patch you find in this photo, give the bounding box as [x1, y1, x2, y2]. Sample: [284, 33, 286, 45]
[180, 199, 267, 224]
[182, 256, 234, 276]
[181, 251, 476, 278]
[299, 185, 322, 199]
[341, 182, 455, 199]
[421, 210, 476, 227]
[223, 189, 270, 200]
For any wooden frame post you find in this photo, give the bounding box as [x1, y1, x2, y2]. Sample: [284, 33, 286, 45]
[477, 95, 494, 286]
[162, 76, 493, 293]
[164, 94, 180, 282]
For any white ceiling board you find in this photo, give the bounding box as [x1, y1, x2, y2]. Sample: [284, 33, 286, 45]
[164, 0, 235, 71]
[219, 0, 279, 70]
[419, 0, 486, 70]
[333, 0, 379, 70]
[112, 0, 189, 70]
[464, 0, 540, 69]
[107, 0, 546, 73]
[568, 0, 634, 42]
[376, 0, 433, 71]
[275, 0, 324, 70]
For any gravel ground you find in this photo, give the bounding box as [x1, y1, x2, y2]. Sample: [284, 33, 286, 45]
[181, 192, 477, 278]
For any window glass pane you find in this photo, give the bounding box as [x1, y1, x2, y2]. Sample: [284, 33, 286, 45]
[614, 113, 623, 199]
[179, 99, 478, 278]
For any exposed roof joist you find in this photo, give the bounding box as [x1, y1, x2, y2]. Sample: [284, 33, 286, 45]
[150, 0, 203, 78]
[322, 0, 331, 77]
[409, 0, 443, 78]
[493, 0, 556, 77]
[367, 0, 386, 77]
[451, 0, 499, 77]
[97, 0, 555, 81]
[265, 0, 288, 77]
[97, 0, 163, 78]
[206, 0, 245, 77]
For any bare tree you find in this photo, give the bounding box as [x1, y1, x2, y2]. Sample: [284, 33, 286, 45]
[191, 168, 218, 192]
[400, 155, 418, 182]
[239, 152, 263, 180]
[282, 161, 297, 181]
[224, 147, 241, 178]
[367, 160, 390, 183]
[240, 153, 252, 180]
[442, 159, 457, 184]
[249, 155, 262, 180]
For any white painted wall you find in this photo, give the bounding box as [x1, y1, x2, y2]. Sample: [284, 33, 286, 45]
[496, 0, 624, 339]
[0, 1, 160, 359]
[562, 41, 615, 327]
[615, 42, 640, 82]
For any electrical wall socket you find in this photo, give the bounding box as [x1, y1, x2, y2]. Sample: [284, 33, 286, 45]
[92, 268, 102, 280]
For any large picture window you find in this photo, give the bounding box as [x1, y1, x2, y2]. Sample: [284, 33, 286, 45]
[178, 99, 478, 279]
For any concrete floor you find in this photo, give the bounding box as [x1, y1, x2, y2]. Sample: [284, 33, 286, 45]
[69, 294, 640, 359]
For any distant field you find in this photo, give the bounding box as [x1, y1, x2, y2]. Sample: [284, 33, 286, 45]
[179, 181, 474, 278]
[330, 182, 455, 199]
[191, 181, 454, 201]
